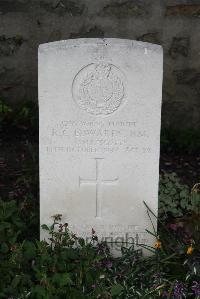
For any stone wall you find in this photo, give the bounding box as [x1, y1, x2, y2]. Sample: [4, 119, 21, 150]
[0, 0, 199, 129]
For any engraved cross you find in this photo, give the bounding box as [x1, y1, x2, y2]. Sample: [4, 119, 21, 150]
[79, 158, 119, 218]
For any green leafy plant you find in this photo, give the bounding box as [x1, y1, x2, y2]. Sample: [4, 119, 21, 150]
[0, 208, 111, 298]
[158, 172, 198, 218]
[0, 200, 199, 299]
[0, 200, 25, 298]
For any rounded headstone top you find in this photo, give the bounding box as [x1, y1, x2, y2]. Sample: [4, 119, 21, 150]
[38, 38, 163, 54]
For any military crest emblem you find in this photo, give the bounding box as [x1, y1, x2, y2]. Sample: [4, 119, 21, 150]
[72, 63, 125, 116]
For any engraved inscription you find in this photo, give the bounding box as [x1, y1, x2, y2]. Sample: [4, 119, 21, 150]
[72, 63, 125, 116]
[45, 119, 153, 154]
[79, 158, 119, 218]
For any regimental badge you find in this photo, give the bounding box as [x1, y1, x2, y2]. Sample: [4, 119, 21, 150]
[72, 63, 125, 116]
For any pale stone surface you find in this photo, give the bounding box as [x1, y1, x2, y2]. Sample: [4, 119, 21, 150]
[39, 38, 163, 255]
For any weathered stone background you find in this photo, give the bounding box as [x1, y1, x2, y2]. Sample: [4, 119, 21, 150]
[0, 0, 200, 129]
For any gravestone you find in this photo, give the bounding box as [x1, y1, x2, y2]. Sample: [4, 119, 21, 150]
[39, 38, 163, 255]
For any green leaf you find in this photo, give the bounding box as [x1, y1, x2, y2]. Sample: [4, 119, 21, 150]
[111, 284, 123, 296]
[0, 222, 11, 231]
[11, 275, 21, 288]
[41, 224, 49, 231]
[31, 285, 46, 297]
[52, 273, 73, 287]
[180, 190, 187, 198]
[23, 241, 36, 259]
[78, 238, 85, 247]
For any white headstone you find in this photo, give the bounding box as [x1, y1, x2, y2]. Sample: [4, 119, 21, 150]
[39, 38, 163, 255]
